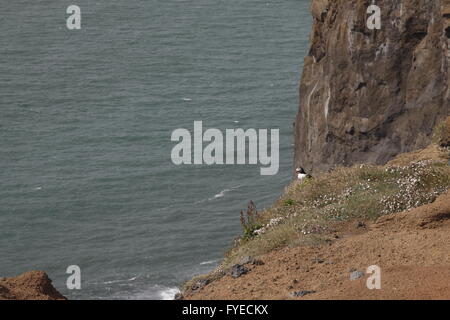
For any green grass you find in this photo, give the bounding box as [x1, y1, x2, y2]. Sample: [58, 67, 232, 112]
[222, 158, 450, 268]
[283, 198, 296, 206]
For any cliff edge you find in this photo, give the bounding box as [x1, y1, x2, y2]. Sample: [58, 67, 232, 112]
[184, 189, 450, 300]
[294, 0, 450, 174]
[0, 271, 66, 300]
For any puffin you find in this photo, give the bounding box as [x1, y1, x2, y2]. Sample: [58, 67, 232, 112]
[295, 167, 310, 181]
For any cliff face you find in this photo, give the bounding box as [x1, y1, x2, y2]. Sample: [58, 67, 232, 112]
[294, 0, 450, 174]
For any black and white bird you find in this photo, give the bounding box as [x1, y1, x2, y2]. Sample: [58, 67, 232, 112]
[295, 167, 310, 181]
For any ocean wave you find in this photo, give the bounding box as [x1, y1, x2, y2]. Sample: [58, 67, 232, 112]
[209, 188, 230, 200]
[200, 259, 218, 265]
[208, 185, 243, 201]
[159, 287, 180, 300]
[192, 184, 243, 205]
[108, 284, 180, 300]
[103, 275, 140, 285]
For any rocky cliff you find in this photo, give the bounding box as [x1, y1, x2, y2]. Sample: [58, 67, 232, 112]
[0, 271, 66, 300]
[294, 0, 450, 174]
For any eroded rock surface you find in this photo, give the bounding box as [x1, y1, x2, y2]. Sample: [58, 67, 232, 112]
[295, 0, 450, 174]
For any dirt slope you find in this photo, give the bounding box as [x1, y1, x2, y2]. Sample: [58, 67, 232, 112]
[0, 271, 66, 300]
[185, 190, 450, 300]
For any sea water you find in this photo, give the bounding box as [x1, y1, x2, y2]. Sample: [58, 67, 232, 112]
[0, 0, 312, 299]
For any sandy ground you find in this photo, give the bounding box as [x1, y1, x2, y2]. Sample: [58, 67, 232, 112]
[186, 190, 450, 300]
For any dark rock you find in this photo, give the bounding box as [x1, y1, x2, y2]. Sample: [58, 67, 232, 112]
[356, 221, 366, 228]
[292, 290, 316, 297]
[230, 264, 249, 279]
[350, 271, 365, 280]
[312, 258, 325, 264]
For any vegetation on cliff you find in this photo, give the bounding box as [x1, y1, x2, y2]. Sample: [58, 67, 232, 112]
[182, 119, 450, 296]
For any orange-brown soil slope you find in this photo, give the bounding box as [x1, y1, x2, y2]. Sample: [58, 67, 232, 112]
[186, 190, 450, 300]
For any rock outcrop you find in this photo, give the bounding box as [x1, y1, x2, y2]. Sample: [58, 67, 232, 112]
[294, 0, 450, 174]
[0, 271, 66, 300]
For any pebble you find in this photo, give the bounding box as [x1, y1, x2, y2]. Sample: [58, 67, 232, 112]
[312, 258, 325, 264]
[350, 270, 365, 280]
[292, 290, 316, 297]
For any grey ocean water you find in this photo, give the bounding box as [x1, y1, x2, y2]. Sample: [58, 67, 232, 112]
[0, 1, 312, 299]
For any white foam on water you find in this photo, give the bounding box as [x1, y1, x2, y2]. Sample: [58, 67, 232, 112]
[159, 287, 180, 300]
[111, 285, 180, 300]
[208, 185, 243, 201]
[200, 259, 218, 265]
[211, 188, 230, 199]
[103, 274, 140, 285]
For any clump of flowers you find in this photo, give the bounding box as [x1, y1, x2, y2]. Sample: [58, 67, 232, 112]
[298, 223, 327, 235]
[379, 161, 445, 214]
[240, 201, 263, 240]
[238, 160, 449, 243]
[253, 217, 284, 236]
